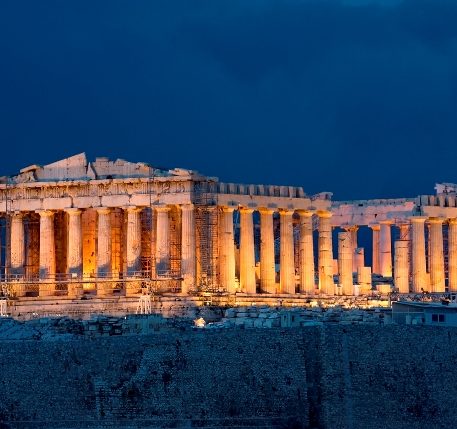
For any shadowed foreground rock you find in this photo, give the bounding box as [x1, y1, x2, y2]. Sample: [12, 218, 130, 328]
[1, 325, 457, 428]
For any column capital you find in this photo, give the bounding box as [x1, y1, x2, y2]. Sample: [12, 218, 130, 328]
[155, 205, 171, 213]
[343, 225, 359, 232]
[379, 220, 393, 225]
[448, 218, 457, 225]
[96, 207, 111, 215]
[11, 211, 24, 219]
[36, 210, 54, 217]
[220, 205, 235, 213]
[180, 204, 195, 211]
[296, 209, 313, 217]
[410, 216, 428, 223]
[239, 207, 255, 214]
[316, 210, 332, 219]
[64, 208, 82, 216]
[258, 207, 276, 215]
[428, 217, 444, 224]
[369, 224, 380, 231]
[279, 208, 295, 216]
[124, 205, 143, 213]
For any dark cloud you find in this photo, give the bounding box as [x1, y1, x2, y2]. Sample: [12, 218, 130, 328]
[0, 0, 456, 199]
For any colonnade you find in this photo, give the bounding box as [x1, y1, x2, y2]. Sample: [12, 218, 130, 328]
[218, 207, 332, 295]
[369, 216, 457, 293]
[7, 204, 197, 297]
[6, 205, 457, 298]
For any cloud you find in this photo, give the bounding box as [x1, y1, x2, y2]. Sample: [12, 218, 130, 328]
[0, 0, 456, 199]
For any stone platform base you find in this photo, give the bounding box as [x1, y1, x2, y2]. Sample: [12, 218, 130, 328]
[3, 292, 390, 320]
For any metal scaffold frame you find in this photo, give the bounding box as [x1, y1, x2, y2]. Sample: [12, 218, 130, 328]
[194, 178, 219, 295]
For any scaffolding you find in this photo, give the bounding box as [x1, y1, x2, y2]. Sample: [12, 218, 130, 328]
[0, 176, 11, 298]
[194, 179, 219, 294]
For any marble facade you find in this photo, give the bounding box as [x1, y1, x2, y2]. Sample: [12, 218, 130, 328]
[1, 153, 457, 300]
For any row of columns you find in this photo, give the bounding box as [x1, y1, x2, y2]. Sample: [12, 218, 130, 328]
[218, 207, 330, 295]
[8, 205, 197, 294]
[373, 217, 457, 293]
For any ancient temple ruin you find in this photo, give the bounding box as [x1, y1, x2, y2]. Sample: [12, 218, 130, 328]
[0, 153, 456, 311]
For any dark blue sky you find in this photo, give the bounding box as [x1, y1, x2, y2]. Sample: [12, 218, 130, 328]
[1, 0, 456, 200]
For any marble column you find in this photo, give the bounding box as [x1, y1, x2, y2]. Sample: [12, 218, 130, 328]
[429, 217, 445, 293]
[370, 225, 380, 274]
[155, 206, 170, 275]
[96, 208, 112, 277]
[239, 207, 256, 294]
[66, 209, 83, 277]
[411, 217, 427, 293]
[344, 225, 358, 272]
[338, 231, 353, 295]
[379, 221, 392, 277]
[354, 248, 364, 272]
[259, 208, 276, 294]
[65, 208, 83, 277]
[181, 204, 196, 294]
[394, 240, 409, 293]
[280, 209, 295, 294]
[96, 208, 112, 297]
[318, 211, 334, 295]
[219, 207, 236, 293]
[10, 212, 25, 277]
[448, 218, 457, 292]
[298, 210, 314, 294]
[38, 210, 55, 297]
[66, 209, 83, 298]
[126, 206, 142, 276]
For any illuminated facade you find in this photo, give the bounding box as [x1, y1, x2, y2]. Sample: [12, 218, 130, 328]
[1, 153, 457, 301]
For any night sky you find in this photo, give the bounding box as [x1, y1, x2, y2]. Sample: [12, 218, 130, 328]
[1, 0, 456, 200]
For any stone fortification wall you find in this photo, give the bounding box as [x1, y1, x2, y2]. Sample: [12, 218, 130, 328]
[0, 329, 309, 428]
[1, 324, 457, 428]
[319, 325, 457, 429]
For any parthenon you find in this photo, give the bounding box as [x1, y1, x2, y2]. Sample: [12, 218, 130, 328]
[1, 153, 457, 305]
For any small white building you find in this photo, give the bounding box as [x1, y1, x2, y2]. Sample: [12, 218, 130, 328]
[392, 301, 457, 326]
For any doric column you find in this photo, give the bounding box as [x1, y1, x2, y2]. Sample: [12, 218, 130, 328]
[126, 206, 142, 276]
[354, 248, 364, 272]
[429, 217, 445, 292]
[181, 204, 196, 294]
[448, 219, 457, 292]
[10, 212, 25, 277]
[379, 221, 392, 277]
[344, 225, 358, 272]
[411, 217, 427, 292]
[370, 225, 380, 274]
[239, 207, 256, 294]
[66, 209, 83, 277]
[38, 210, 55, 279]
[219, 207, 236, 293]
[318, 211, 334, 295]
[394, 240, 409, 293]
[155, 205, 170, 275]
[38, 210, 55, 297]
[298, 210, 314, 294]
[338, 231, 353, 295]
[96, 208, 112, 276]
[66, 209, 83, 298]
[259, 208, 276, 294]
[96, 208, 112, 297]
[280, 209, 295, 294]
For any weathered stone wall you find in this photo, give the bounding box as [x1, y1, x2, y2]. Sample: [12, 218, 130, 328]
[320, 325, 457, 429]
[2, 325, 457, 428]
[0, 329, 309, 428]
